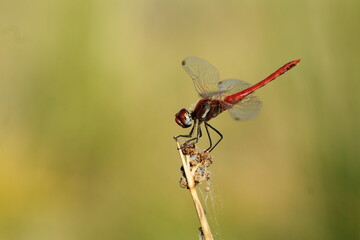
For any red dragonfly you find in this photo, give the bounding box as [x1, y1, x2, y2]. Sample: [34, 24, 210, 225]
[174, 57, 301, 152]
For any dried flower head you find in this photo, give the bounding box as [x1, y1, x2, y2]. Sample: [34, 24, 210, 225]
[178, 145, 214, 188]
[179, 177, 188, 188]
[180, 144, 197, 156]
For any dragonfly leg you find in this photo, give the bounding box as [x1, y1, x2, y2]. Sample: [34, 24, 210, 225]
[204, 123, 213, 152]
[174, 122, 196, 140]
[174, 120, 202, 146]
[184, 123, 202, 145]
[204, 122, 223, 152]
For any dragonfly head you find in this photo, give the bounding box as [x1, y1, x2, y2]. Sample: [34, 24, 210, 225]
[175, 108, 192, 128]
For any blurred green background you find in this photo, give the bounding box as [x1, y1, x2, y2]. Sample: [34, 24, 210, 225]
[0, 0, 359, 239]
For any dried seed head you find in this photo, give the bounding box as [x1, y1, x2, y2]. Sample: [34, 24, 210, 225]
[194, 171, 205, 184]
[189, 159, 198, 167]
[198, 151, 213, 163]
[181, 144, 197, 155]
[205, 172, 211, 181]
[178, 144, 214, 188]
[179, 177, 188, 188]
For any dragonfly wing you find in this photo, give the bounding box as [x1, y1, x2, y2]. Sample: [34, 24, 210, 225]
[228, 95, 263, 120]
[218, 78, 252, 96]
[182, 57, 221, 98]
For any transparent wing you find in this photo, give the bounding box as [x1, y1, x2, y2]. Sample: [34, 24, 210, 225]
[218, 78, 252, 97]
[182, 57, 221, 98]
[218, 78, 262, 120]
[228, 95, 263, 120]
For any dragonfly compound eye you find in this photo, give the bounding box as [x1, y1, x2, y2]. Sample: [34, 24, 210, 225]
[175, 108, 192, 128]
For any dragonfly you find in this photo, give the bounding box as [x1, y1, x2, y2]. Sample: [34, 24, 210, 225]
[174, 56, 301, 152]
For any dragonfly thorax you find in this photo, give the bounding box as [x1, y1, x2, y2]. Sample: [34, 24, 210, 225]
[192, 99, 227, 122]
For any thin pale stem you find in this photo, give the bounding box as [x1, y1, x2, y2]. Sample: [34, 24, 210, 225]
[176, 141, 214, 240]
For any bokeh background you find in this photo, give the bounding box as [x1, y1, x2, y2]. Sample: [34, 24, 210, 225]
[1, 0, 359, 239]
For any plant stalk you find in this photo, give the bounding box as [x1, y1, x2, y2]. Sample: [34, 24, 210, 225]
[176, 141, 214, 240]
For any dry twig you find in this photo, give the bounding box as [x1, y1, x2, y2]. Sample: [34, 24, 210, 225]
[176, 141, 214, 240]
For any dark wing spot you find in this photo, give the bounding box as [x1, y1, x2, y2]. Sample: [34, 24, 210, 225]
[181, 60, 186, 66]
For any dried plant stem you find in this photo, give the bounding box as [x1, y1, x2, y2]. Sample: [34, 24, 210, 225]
[176, 141, 214, 240]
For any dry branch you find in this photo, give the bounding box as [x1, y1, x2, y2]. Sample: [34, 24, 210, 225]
[176, 141, 214, 240]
